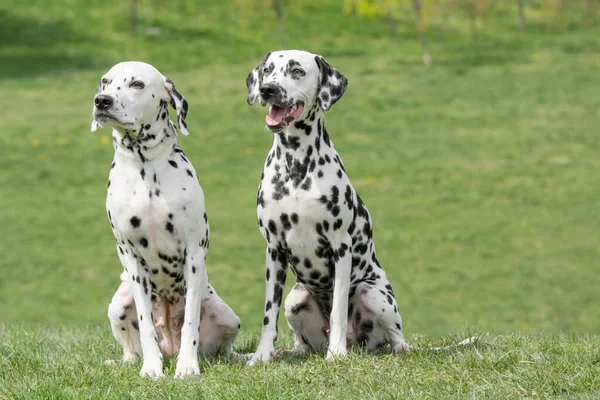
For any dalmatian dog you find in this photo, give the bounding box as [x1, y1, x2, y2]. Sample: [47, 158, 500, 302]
[245, 50, 410, 365]
[91, 61, 240, 378]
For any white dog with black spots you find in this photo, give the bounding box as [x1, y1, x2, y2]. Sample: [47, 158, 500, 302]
[91, 61, 240, 378]
[245, 50, 410, 365]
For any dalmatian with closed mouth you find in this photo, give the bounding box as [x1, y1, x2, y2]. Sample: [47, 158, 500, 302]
[91, 61, 240, 378]
[245, 50, 410, 365]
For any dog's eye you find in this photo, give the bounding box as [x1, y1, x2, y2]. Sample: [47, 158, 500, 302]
[292, 68, 305, 77]
[263, 67, 269, 74]
[101, 78, 108, 84]
[130, 81, 145, 89]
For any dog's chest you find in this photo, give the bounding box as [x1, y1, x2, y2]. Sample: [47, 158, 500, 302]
[258, 156, 348, 243]
[107, 153, 206, 297]
[257, 148, 354, 294]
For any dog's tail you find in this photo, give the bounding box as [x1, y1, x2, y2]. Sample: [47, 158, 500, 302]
[409, 336, 478, 352]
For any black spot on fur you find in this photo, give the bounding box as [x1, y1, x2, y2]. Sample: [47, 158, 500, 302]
[130, 216, 141, 228]
[276, 269, 286, 284]
[268, 220, 277, 235]
[293, 120, 312, 135]
[333, 219, 343, 231]
[280, 214, 292, 231]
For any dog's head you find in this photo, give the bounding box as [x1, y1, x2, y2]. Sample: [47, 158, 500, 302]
[91, 61, 189, 136]
[246, 50, 348, 132]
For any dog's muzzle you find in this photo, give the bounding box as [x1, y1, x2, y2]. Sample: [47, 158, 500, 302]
[259, 84, 304, 130]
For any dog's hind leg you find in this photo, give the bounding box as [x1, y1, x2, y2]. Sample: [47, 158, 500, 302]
[351, 280, 409, 353]
[196, 288, 241, 356]
[107, 274, 142, 362]
[284, 283, 328, 353]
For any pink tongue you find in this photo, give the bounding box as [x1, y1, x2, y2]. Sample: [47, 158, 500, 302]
[266, 105, 289, 127]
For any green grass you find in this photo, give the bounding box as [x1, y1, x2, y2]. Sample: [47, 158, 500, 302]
[1, 325, 599, 399]
[1, 0, 599, 397]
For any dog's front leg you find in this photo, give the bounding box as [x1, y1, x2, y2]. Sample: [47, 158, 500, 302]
[327, 235, 352, 360]
[123, 254, 164, 377]
[248, 246, 288, 365]
[175, 246, 207, 378]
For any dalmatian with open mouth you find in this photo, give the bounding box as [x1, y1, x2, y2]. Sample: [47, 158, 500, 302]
[91, 61, 240, 378]
[245, 50, 410, 365]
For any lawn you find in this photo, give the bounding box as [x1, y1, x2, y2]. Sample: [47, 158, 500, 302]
[0, 0, 599, 398]
[1, 326, 599, 399]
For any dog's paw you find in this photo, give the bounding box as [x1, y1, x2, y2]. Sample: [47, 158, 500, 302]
[247, 351, 273, 366]
[139, 359, 164, 378]
[393, 341, 410, 354]
[325, 346, 347, 361]
[175, 357, 200, 378]
[123, 352, 139, 363]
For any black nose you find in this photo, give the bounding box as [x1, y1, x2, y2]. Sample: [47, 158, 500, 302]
[94, 94, 113, 110]
[259, 83, 277, 100]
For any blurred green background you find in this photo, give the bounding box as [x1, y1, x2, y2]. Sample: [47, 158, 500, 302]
[0, 0, 598, 337]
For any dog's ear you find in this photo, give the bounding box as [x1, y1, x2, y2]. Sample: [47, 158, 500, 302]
[314, 56, 348, 111]
[246, 52, 271, 106]
[163, 77, 189, 136]
[90, 80, 102, 132]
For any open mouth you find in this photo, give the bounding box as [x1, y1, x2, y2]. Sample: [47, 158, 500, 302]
[265, 102, 304, 129]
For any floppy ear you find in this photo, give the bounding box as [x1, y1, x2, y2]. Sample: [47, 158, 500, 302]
[163, 77, 189, 136]
[246, 52, 271, 106]
[314, 56, 348, 111]
[90, 80, 102, 132]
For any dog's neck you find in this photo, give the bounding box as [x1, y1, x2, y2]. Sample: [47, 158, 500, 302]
[112, 117, 178, 163]
[271, 107, 333, 159]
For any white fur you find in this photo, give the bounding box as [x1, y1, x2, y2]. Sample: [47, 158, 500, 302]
[93, 61, 239, 378]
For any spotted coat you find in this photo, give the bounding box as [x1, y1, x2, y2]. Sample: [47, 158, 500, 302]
[245, 50, 409, 365]
[92, 61, 239, 378]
